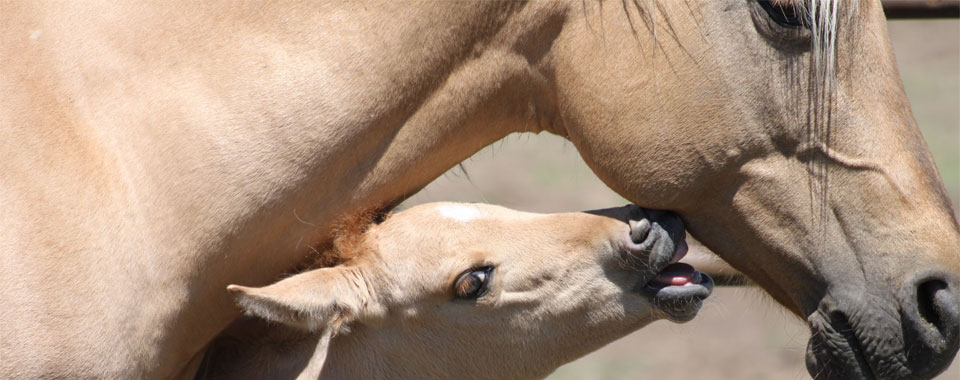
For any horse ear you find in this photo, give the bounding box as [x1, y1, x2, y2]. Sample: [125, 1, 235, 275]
[227, 266, 368, 332]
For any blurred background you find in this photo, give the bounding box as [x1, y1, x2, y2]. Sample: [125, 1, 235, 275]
[400, 18, 959, 380]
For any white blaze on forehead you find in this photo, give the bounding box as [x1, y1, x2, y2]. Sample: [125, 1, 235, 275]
[436, 204, 484, 222]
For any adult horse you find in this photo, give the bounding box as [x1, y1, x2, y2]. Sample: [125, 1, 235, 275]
[0, 1, 956, 379]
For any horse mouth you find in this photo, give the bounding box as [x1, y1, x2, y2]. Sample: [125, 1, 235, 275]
[802, 274, 960, 380]
[805, 310, 890, 380]
[638, 242, 714, 322]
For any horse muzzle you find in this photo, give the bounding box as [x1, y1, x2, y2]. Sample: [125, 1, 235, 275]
[804, 270, 960, 380]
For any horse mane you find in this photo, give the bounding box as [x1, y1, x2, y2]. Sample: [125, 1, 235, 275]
[795, 0, 855, 235]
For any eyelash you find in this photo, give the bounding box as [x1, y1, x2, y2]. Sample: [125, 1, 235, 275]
[758, 0, 810, 28]
[453, 266, 494, 300]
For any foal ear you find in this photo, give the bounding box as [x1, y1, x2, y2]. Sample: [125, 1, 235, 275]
[227, 266, 370, 332]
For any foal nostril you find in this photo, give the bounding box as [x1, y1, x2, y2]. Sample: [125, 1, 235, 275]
[629, 219, 651, 244]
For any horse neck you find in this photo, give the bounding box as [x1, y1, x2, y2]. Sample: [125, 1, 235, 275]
[1, 1, 576, 378]
[142, 0, 571, 285]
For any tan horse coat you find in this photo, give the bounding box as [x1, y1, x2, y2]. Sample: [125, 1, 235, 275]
[1, 1, 957, 379]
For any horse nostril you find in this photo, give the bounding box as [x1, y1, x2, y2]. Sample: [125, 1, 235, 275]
[917, 279, 948, 332]
[902, 275, 960, 377]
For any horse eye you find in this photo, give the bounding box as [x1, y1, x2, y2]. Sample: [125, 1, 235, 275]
[758, 0, 810, 28]
[453, 266, 494, 300]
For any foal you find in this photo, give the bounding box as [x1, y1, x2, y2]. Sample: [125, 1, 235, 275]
[199, 203, 712, 379]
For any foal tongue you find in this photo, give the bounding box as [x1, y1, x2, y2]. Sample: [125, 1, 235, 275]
[653, 263, 700, 286]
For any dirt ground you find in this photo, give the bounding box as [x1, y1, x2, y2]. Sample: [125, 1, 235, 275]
[400, 19, 960, 380]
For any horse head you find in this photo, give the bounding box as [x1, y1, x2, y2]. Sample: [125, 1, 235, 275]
[547, 1, 959, 378]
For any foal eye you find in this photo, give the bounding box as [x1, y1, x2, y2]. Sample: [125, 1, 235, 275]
[758, 0, 810, 28]
[453, 266, 494, 300]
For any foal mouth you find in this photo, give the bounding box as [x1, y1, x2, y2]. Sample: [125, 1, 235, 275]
[617, 206, 713, 321]
[642, 269, 714, 322]
[638, 241, 714, 322]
